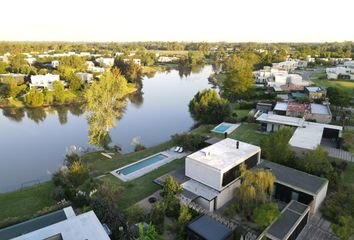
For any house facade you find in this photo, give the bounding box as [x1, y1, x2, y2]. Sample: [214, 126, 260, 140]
[29, 74, 62, 90]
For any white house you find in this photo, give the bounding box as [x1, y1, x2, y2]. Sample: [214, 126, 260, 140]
[86, 61, 105, 73]
[30, 74, 62, 90]
[183, 138, 261, 212]
[96, 57, 114, 67]
[158, 56, 179, 63]
[25, 57, 37, 65]
[0, 206, 111, 240]
[51, 60, 59, 68]
[76, 72, 94, 83]
[123, 58, 142, 66]
[326, 65, 354, 80]
[273, 60, 298, 71]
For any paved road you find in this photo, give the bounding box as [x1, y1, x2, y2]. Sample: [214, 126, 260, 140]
[297, 214, 339, 240]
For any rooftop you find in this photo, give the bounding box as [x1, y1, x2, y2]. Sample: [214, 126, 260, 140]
[257, 160, 328, 195]
[310, 103, 330, 115]
[181, 179, 219, 201]
[186, 138, 260, 172]
[305, 86, 323, 92]
[256, 113, 305, 127]
[289, 123, 324, 150]
[266, 201, 309, 240]
[274, 102, 288, 111]
[287, 102, 310, 113]
[187, 215, 232, 240]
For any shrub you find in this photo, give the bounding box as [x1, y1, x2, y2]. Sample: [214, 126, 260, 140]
[171, 133, 207, 151]
[252, 203, 280, 229]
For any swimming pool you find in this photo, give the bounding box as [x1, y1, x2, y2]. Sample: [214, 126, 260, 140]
[213, 123, 231, 133]
[117, 153, 168, 175]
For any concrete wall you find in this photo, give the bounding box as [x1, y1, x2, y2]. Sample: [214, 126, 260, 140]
[216, 180, 240, 209]
[185, 157, 221, 190]
[312, 181, 328, 214]
[195, 197, 214, 212]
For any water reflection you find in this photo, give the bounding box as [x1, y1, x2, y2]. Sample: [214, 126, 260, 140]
[2, 108, 25, 122]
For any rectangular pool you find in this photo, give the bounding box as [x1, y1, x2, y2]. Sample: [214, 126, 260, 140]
[117, 153, 168, 175]
[213, 123, 231, 133]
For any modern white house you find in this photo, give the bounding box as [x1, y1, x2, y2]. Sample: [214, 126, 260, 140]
[51, 60, 59, 68]
[86, 61, 105, 73]
[75, 72, 93, 83]
[29, 74, 63, 90]
[96, 57, 114, 67]
[0, 206, 111, 240]
[25, 57, 37, 65]
[326, 65, 354, 80]
[183, 138, 261, 212]
[158, 56, 179, 63]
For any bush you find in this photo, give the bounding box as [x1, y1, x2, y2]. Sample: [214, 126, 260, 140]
[252, 203, 280, 229]
[124, 205, 146, 224]
[150, 202, 165, 233]
[171, 133, 207, 151]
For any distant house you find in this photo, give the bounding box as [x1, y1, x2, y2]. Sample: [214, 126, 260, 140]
[182, 138, 261, 212]
[304, 86, 326, 100]
[123, 58, 141, 66]
[0, 206, 111, 240]
[96, 57, 114, 67]
[30, 74, 63, 90]
[25, 57, 36, 65]
[86, 61, 105, 73]
[326, 61, 354, 80]
[76, 72, 93, 83]
[158, 56, 179, 63]
[51, 60, 59, 68]
[0, 52, 10, 63]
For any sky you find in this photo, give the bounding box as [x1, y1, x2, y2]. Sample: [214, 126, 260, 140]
[1, 0, 354, 42]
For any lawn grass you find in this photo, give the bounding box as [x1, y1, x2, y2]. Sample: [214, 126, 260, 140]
[81, 141, 174, 177]
[100, 158, 185, 209]
[0, 182, 56, 220]
[192, 122, 268, 146]
[342, 162, 354, 186]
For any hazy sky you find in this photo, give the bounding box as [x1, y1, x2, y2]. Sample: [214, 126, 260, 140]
[1, 0, 353, 42]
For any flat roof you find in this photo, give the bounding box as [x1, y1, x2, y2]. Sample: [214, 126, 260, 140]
[0, 209, 67, 240]
[289, 123, 324, 150]
[257, 160, 328, 195]
[274, 102, 288, 111]
[267, 201, 309, 240]
[257, 113, 305, 127]
[187, 215, 232, 240]
[11, 210, 110, 240]
[182, 179, 219, 201]
[305, 86, 323, 92]
[186, 138, 260, 172]
[310, 103, 330, 115]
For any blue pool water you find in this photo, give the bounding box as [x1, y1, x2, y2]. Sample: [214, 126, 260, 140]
[118, 153, 168, 175]
[213, 123, 231, 133]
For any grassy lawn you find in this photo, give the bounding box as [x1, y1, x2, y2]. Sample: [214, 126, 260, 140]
[82, 141, 174, 177]
[310, 71, 354, 95]
[101, 158, 185, 209]
[342, 162, 354, 186]
[0, 182, 55, 220]
[192, 122, 268, 146]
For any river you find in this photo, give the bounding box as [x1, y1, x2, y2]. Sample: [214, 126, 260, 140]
[0, 65, 213, 192]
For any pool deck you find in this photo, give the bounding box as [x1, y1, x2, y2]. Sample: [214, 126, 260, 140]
[110, 150, 188, 182]
[211, 122, 240, 135]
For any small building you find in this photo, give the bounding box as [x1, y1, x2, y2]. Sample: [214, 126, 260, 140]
[96, 57, 114, 67]
[183, 138, 261, 211]
[187, 215, 233, 240]
[262, 200, 310, 240]
[0, 206, 111, 240]
[30, 74, 62, 90]
[75, 72, 93, 83]
[256, 103, 273, 113]
[51, 60, 59, 68]
[25, 57, 37, 65]
[158, 56, 179, 63]
[257, 160, 328, 214]
[304, 86, 326, 100]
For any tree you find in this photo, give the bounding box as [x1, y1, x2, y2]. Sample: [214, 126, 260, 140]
[234, 164, 275, 218]
[60, 55, 86, 71]
[177, 205, 193, 239]
[1, 76, 25, 98]
[113, 58, 143, 87]
[171, 133, 207, 151]
[67, 161, 89, 187]
[24, 88, 44, 107]
[53, 81, 66, 104]
[38, 68, 48, 75]
[332, 216, 354, 240]
[260, 127, 294, 165]
[222, 55, 254, 98]
[0, 62, 8, 74]
[163, 176, 182, 199]
[8, 54, 28, 73]
[65, 73, 82, 91]
[252, 203, 280, 229]
[137, 224, 163, 240]
[189, 89, 230, 124]
[85, 68, 131, 148]
[327, 87, 351, 108]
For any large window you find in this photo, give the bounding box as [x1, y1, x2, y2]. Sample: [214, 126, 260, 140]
[222, 165, 241, 187]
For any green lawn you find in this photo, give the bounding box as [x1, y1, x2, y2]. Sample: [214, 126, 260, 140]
[0, 182, 55, 220]
[100, 158, 185, 209]
[310, 71, 354, 95]
[192, 122, 268, 146]
[82, 141, 174, 177]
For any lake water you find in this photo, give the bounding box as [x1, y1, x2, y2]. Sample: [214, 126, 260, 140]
[0, 65, 213, 192]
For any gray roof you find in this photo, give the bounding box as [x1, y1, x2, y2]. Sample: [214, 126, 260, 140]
[257, 160, 328, 195]
[0, 209, 67, 240]
[205, 137, 222, 145]
[187, 215, 232, 240]
[267, 201, 309, 240]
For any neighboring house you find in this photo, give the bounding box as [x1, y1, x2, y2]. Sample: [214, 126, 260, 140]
[158, 56, 179, 63]
[75, 72, 93, 83]
[256, 113, 343, 152]
[96, 57, 114, 67]
[86, 61, 105, 73]
[51, 60, 59, 68]
[123, 58, 142, 66]
[187, 215, 233, 240]
[182, 138, 261, 212]
[326, 62, 354, 80]
[257, 160, 328, 214]
[304, 86, 326, 100]
[272, 60, 298, 72]
[272, 101, 332, 123]
[25, 57, 36, 65]
[0, 52, 11, 63]
[0, 206, 111, 240]
[30, 74, 62, 90]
